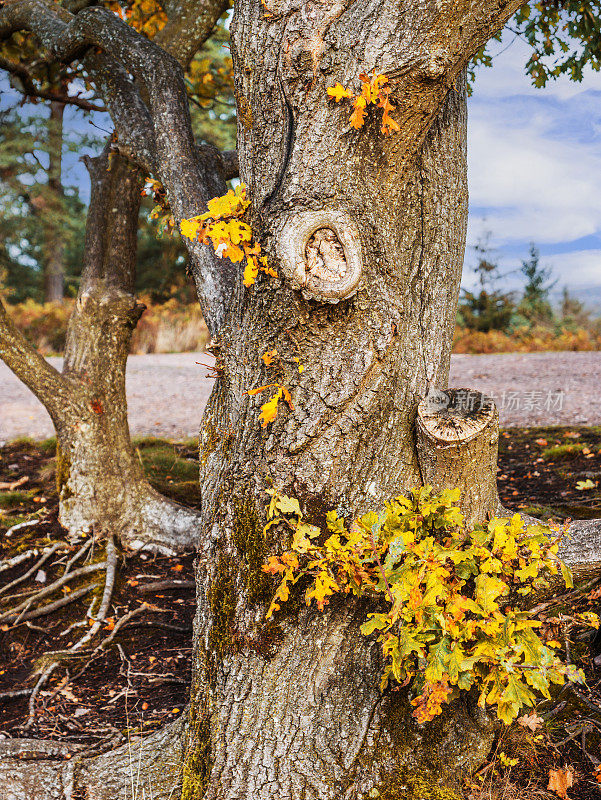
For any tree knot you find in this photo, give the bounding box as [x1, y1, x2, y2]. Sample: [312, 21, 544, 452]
[277, 209, 362, 303]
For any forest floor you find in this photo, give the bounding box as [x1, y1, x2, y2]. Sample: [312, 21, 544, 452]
[0, 430, 600, 799]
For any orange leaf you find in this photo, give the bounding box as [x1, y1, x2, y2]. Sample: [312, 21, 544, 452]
[90, 399, 103, 414]
[262, 349, 278, 366]
[327, 83, 353, 102]
[171, 564, 183, 572]
[548, 768, 574, 799]
[104, 618, 115, 631]
[349, 96, 367, 129]
[247, 383, 278, 396]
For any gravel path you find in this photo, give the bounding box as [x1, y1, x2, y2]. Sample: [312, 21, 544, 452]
[1, 351, 599, 443]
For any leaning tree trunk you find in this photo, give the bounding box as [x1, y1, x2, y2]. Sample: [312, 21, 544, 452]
[0, 147, 201, 553]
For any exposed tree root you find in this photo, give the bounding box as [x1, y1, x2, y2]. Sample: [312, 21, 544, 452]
[0, 541, 66, 598]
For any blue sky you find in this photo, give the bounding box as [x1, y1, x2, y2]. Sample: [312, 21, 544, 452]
[466, 34, 601, 304]
[3, 28, 601, 306]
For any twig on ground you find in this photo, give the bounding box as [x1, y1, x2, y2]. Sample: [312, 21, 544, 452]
[136, 579, 195, 593]
[72, 537, 118, 650]
[0, 688, 33, 700]
[4, 518, 42, 538]
[10, 582, 100, 624]
[62, 536, 95, 576]
[0, 476, 29, 491]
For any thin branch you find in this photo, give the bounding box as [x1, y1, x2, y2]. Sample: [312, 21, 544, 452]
[13, 581, 100, 625]
[0, 54, 106, 111]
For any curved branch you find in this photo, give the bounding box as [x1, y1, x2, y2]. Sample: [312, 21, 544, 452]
[0, 298, 71, 421]
[0, 0, 235, 333]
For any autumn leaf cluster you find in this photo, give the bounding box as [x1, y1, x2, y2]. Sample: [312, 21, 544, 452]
[180, 185, 276, 287]
[106, 0, 167, 37]
[262, 486, 597, 726]
[327, 71, 400, 134]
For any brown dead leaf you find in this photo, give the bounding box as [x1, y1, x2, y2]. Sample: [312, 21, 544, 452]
[518, 712, 544, 731]
[59, 687, 79, 703]
[548, 767, 574, 798]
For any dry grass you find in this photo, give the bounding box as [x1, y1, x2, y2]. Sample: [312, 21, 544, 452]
[454, 325, 601, 355]
[6, 298, 209, 355]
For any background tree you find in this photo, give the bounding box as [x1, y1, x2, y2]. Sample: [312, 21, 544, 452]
[0, 0, 600, 798]
[0, 102, 88, 302]
[458, 231, 515, 332]
[516, 244, 556, 327]
[0, 0, 234, 550]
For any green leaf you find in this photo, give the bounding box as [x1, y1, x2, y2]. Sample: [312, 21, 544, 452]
[361, 614, 389, 636]
[560, 560, 574, 589]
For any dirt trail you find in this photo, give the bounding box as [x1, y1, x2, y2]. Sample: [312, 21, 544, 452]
[1, 351, 600, 442]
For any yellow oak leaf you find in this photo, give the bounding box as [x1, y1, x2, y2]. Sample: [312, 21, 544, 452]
[259, 389, 283, 427]
[327, 83, 353, 102]
[180, 217, 201, 240]
[243, 256, 259, 286]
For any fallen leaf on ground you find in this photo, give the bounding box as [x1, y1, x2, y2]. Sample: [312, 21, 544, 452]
[518, 712, 544, 731]
[548, 767, 574, 798]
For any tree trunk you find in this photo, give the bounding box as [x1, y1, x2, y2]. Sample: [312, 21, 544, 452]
[54, 149, 202, 552]
[1, 147, 201, 553]
[185, 15, 481, 793]
[43, 100, 66, 303]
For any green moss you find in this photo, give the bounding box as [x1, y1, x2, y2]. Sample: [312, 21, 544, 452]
[206, 554, 236, 679]
[0, 490, 35, 509]
[232, 496, 272, 605]
[369, 768, 463, 800]
[38, 437, 57, 455]
[56, 442, 72, 500]
[542, 443, 585, 460]
[199, 421, 219, 467]
[181, 683, 213, 800]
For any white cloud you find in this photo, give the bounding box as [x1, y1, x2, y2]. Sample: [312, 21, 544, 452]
[465, 33, 601, 292]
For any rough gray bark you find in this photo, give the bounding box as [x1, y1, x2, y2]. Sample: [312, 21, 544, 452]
[190, 61, 485, 800]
